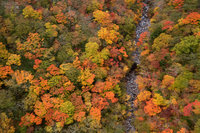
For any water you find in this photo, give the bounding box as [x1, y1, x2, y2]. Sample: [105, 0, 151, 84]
[126, 0, 150, 132]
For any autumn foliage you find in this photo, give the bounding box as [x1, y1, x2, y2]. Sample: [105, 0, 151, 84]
[183, 100, 200, 116]
[23, 5, 42, 20]
[182, 12, 200, 25]
[17, 33, 45, 60]
[144, 99, 162, 116]
[0, 0, 199, 132]
[135, 0, 200, 132]
[169, 0, 184, 9]
[162, 20, 174, 31]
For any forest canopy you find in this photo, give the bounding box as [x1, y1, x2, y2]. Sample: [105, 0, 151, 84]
[0, 0, 200, 133]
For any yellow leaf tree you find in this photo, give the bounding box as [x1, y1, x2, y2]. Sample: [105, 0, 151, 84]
[6, 54, 21, 66]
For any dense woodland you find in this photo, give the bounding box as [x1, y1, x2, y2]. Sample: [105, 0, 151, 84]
[134, 0, 200, 132]
[0, 0, 199, 133]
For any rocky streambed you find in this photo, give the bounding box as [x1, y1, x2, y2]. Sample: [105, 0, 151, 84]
[126, 0, 150, 132]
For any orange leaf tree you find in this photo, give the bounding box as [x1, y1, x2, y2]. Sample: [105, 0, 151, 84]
[17, 33, 45, 60]
[144, 99, 162, 116]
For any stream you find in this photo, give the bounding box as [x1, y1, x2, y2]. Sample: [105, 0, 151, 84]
[126, 0, 150, 132]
